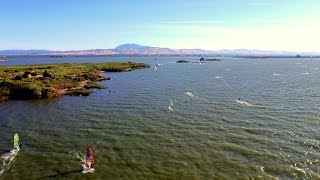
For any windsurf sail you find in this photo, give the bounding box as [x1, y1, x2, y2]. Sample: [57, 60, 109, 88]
[155, 64, 161, 71]
[86, 145, 95, 168]
[13, 133, 20, 150]
[168, 98, 174, 111]
[198, 56, 204, 65]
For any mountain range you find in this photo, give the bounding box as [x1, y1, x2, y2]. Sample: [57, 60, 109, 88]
[0, 43, 319, 57]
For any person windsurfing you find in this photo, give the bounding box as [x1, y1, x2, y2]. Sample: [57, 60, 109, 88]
[86, 145, 95, 169]
[168, 98, 174, 111]
[13, 133, 21, 150]
[198, 55, 204, 65]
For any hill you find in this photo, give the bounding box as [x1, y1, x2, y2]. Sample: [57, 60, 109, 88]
[0, 44, 319, 57]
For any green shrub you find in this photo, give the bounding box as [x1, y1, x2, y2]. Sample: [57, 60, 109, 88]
[14, 75, 22, 80]
[43, 70, 51, 78]
[0, 89, 10, 96]
[31, 72, 38, 76]
[65, 89, 92, 96]
[10, 82, 43, 99]
[41, 87, 58, 98]
[22, 71, 31, 78]
[84, 81, 105, 89]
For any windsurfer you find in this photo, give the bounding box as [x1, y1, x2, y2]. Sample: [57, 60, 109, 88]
[86, 145, 95, 169]
[13, 133, 20, 150]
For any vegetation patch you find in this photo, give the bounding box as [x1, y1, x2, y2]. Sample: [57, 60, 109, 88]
[84, 81, 106, 89]
[65, 89, 92, 96]
[0, 62, 149, 100]
[176, 60, 190, 63]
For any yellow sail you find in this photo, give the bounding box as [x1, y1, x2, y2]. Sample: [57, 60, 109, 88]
[14, 133, 20, 149]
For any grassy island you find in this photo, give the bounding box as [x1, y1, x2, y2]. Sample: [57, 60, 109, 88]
[0, 62, 149, 100]
[176, 60, 190, 63]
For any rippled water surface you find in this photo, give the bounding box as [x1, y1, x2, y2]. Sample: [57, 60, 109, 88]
[0, 56, 320, 179]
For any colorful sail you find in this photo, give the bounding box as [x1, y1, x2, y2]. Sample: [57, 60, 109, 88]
[86, 145, 95, 168]
[13, 133, 20, 149]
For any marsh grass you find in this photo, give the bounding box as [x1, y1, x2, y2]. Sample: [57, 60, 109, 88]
[65, 89, 92, 96]
[84, 81, 106, 89]
[0, 62, 149, 99]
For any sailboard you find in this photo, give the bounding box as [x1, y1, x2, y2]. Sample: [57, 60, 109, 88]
[82, 145, 95, 173]
[13, 133, 20, 150]
[168, 98, 174, 111]
[185, 91, 195, 97]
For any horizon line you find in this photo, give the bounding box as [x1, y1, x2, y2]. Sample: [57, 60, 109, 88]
[0, 45, 319, 54]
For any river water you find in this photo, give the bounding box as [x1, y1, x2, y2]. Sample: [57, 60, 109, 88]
[0, 56, 319, 179]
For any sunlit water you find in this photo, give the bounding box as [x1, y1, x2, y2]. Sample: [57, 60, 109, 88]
[0, 56, 320, 179]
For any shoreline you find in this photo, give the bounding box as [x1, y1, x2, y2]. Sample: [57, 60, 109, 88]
[0, 62, 149, 101]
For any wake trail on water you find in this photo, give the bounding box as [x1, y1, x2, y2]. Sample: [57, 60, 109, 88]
[236, 100, 256, 107]
[0, 149, 19, 176]
[185, 91, 209, 102]
[184, 91, 216, 111]
[185, 91, 196, 97]
[236, 100, 269, 109]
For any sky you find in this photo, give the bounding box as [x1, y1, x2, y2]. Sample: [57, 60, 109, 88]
[0, 0, 320, 52]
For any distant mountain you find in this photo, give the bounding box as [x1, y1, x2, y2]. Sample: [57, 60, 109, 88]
[0, 44, 319, 57]
[114, 44, 212, 55]
[115, 43, 152, 50]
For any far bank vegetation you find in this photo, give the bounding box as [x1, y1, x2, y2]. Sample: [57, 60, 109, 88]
[0, 62, 149, 100]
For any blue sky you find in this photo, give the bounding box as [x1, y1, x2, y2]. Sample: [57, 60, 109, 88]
[0, 0, 319, 51]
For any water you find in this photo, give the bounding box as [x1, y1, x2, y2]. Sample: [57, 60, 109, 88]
[0, 56, 320, 179]
[0, 149, 19, 176]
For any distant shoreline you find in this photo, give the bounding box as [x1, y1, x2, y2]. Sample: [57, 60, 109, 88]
[1, 54, 319, 59]
[1, 43, 319, 58]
